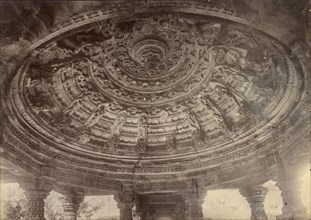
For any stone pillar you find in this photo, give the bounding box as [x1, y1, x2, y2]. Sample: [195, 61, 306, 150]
[174, 203, 186, 220]
[140, 204, 150, 220]
[276, 177, 307, 220]
[60, 192, 84, 220]
[115, 193, 134, 220]
[240, 185, 268, 220]
[19, 178, 53, 220]
[183, 192, 205, 220]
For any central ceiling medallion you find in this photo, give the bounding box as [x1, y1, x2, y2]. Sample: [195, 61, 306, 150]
[91, 18, 213, 107]
[132, 38, 168, 71]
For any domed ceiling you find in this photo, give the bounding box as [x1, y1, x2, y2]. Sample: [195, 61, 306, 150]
[2, 3, 307, 189]
[13, 15, 297, 156]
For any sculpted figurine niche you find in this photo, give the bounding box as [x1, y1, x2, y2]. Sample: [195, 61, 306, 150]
[63, 97, 84, 117]
[83, 103, 108, 130]
[210, 46, 248, 69]
[110, 111, 128, 137]
[63, 91, 100, 116]
[166, 134, 177, 153]
[34, 44, 73, 64]
[106, 110, 127, 151]
[136, 113, 148, 153]
[185, 109, 200, 134]
[204, 83, 243, 123]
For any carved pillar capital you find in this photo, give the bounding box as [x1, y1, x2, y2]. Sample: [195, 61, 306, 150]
[240, 185, 268, 220]
[19, 178, 53, 220]
[183, 190, 206, 204]
[114, 193, 134, 220]
[60, 192, 84, 220]
[275, 177, 307, 220]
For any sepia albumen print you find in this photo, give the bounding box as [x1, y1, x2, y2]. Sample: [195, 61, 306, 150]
[0, 1, 310, 220]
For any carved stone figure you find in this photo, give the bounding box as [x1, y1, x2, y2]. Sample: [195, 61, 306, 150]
[198, 23, 221, 46]
[220, 28, 257, 48]
[110, 111, 127, 137]
[106, 110, 127, 151]
[213, 66, 251, 92]
[63, 92, 99, 117]
[106, 135, 120, 151]
[210, 46, 248, 69]
[34, 44, 73, 64]
[200, 97, 223, 123]
[204, 83, 242, 122]
[83, 103, 107, 130]
[185, 109, 200, 133]
[59, 66, 75, 82]
[63, 97, 84, 117]
[49, 112, 71, 130]
[28, 63, 54, 81]
[166, 135, 177, 153]
[136, 113, 148, 153]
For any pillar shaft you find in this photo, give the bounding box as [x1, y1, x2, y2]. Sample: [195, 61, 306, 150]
[140, 205, 150, 220]
[119, 206, 133, 220]
[25, 192, 48, 220]
[115, 193, 134, 220]
[19, 179, 52, 220]
[61, 193, 84, 220]
[183, 193, 205, 220]
[175, 203, 186, 220]
[240, 185, 268, 220]
[276, 178, 307, 220]
[185, 204, 204, 220]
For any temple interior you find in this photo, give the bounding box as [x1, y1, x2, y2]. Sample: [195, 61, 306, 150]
[0, 1, 310, 220]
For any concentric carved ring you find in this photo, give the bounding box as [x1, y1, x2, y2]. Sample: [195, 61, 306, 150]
[131, 38, 169, 69]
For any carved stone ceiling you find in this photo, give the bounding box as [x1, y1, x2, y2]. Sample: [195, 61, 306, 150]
[14, 15, 298, 156]
[1, 1, 309, 191]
